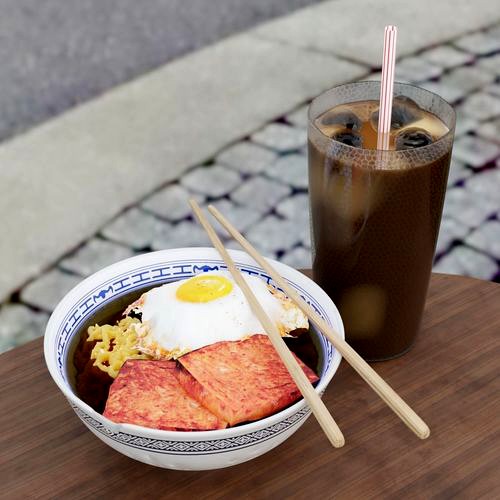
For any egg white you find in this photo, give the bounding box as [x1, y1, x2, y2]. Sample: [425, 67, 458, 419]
[128, 271, 308, 359]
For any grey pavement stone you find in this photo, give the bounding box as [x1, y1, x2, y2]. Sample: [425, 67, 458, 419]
[0, 304, 49, 353]
[477, 118, 500, 144]
[459, 92, 500, 121]
[151, 220, 210, 251]
[452, 135, 500, 168]
[1, 33, 364, 302]
[366, 72, 383, 82]
[486, 24, 500, 37]
[300, 224, 311, 249]
[438, 67, 495, 98]
[181, 164, 242, 198]
[454, 32, 500, 55]
[252, 0, 500, 66]
[275, 195, 311, 247]
[230, 176, 292, 213]
[20, 269, 82, 312]
[276, 193, 310, 224]
[245, 215, 303, 255]
[433, 252, 463, 276]
[435, 217, 470, 254]
[477, 54, 500, 74]
[447, 160, 472, 187]
[454, 116, 478, 137]
[142, 184, 205, 222]
[222, 239, 248, 252]
[420, 45, 474, 69]
[216, 141, 278, 175]
[251, 123, 307, 153]
[465, 169, 500, 203]
[207, 198, 263, 234]
[486, 84, 500, 98]
[60, 238, 135, 277]
[465, 221, 500, 259]
[279, 246, 312, 269]
[443, 187, 497, 228]
[395, 57, 442, 83]
[101, 208, 166, 250]
[420, 81, 467, 104]
[286, 104, 309, 128]
[266, 154, 308, 189]
[433, 246, 497, 280]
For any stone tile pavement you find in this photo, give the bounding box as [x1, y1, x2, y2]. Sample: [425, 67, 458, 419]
[0, 33, 366, 301]
[2, 18, 500, 353]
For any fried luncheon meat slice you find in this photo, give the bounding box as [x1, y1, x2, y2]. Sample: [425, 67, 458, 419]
[103, 359, 227, 431]
[177, 335, 319, 426]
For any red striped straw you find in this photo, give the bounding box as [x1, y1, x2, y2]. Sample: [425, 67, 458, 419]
[377, 25, 398, 150]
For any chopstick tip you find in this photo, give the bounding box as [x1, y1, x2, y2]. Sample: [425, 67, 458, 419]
[334, 435, 345, 448]
[188, 198, 200, 209]
[419, 426, 431, 440]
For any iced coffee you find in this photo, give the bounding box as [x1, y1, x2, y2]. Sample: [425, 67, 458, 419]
[308, 82, 455, 361]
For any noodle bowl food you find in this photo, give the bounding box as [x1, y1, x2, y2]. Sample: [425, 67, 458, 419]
[44, 248, 344, 470]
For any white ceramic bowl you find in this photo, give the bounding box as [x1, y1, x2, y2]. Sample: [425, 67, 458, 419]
[44, 248, 344, 470]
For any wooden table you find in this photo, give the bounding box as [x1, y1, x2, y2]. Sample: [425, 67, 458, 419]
[1, 273, 499, 499]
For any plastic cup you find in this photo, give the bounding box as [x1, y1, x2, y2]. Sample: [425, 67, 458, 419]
[308, 81, 455, 361]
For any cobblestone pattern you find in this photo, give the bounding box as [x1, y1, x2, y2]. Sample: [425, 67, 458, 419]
[2, 24, 500, 353]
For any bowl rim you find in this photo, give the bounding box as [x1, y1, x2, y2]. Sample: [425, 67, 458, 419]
[44, 247, 344, 441]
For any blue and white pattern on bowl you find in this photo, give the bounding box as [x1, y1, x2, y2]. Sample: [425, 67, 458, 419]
[72, 404, 313, 455]
[44, 248, 343, 470]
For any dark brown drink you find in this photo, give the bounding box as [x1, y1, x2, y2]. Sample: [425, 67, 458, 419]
[308, 82, 455, 361]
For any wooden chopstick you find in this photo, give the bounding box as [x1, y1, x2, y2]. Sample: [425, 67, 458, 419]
[189, 199, 345, 449]
[208, 204, 431, 440]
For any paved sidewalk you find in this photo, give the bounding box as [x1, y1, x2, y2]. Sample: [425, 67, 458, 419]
[0, 34, 365, 302]
[1, 0, 500, 353]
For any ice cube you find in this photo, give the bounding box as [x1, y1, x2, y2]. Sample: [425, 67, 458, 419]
[395, 128, 433, 150]
[332, 131, 363, 148]
[320, 109, 361, 131]
[371, 96, 421, 130]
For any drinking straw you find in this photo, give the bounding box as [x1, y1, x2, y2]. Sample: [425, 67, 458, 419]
[377, 25, 398, 150]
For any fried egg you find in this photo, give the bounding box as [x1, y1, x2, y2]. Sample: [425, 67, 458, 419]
[126, 271, 308, 359]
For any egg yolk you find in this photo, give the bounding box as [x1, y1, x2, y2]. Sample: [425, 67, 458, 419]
[176, 274, 233, 303]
